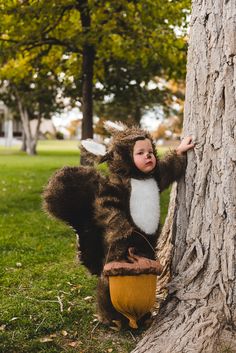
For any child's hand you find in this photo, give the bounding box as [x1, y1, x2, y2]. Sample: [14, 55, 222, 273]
[176, 136, 195, 155]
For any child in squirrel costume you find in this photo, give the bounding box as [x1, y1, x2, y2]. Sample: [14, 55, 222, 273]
[43, 121, 194, 329]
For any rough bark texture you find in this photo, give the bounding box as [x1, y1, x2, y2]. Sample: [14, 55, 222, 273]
[132, 0, 236, 352]
[154, 184, 177, 307]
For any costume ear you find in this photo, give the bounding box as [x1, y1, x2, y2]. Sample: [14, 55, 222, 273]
[103, 120, 127, 134]
[81, 139, 107, 156]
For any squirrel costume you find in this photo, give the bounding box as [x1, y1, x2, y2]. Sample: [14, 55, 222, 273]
[43, 121, 191, 329]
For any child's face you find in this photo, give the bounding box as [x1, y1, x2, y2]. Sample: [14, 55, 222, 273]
[133, 138, 156, 173]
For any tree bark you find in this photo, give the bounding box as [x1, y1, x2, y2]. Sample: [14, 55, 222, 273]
[77, 0, 95, 141]
[81, 43, 95, 140]
[134, 105, 142, 126]
[20, 129, 27, 152]
[132, 1, 236, 352]
[16, 93, 40, 155]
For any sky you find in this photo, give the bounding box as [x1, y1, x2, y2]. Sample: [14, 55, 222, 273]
[52, 106, 163, 133]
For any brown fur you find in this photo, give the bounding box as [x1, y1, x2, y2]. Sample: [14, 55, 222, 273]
[42, 124, 187, 326]
[42, 166, 105, 275]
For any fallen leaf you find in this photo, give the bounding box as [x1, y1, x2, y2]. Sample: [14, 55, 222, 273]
[68, 341, 77, 347]
[84, 296, 93, 301]
[50, 334, 57, 338]
[39, 337, 54, 343]
[61, 330, 68, 336]
[0, 325, 6, 331]
[68, 340, 82, 347]
[108, 349, 113, 352]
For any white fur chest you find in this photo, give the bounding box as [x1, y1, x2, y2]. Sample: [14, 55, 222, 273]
[129, 178, 160, 235]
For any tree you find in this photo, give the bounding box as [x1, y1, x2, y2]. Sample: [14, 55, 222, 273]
[0, 56, 64, 155]
[93, 1, 190, 126]
[132, 0, 236, 352]
[94, 60, 182, 125]
[0, 0, 190, 139]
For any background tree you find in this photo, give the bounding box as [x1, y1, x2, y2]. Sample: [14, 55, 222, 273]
[0, 55, 64, 155]
[132, 0, 236, 352]
[93, 0, 189, 125]
[94, 60, 180, 125]
[0, 0, 190, 139]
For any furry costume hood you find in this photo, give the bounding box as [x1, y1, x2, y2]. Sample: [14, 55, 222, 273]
[82, 122, 158, 179]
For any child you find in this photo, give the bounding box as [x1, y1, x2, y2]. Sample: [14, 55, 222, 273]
[43, 122, 194, 328]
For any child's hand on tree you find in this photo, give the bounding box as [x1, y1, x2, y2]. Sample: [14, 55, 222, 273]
[176, 136, 195, 155]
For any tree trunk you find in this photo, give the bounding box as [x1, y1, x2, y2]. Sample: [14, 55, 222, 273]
[20, 129, 27, 152]
[80, 44, 95, 165]
[78, 0, 95, 141]
[81, 44, 95, 140]
[133, 105, 142, 126]
[132, 1, 236, 352]
[16, 94, 40, 155]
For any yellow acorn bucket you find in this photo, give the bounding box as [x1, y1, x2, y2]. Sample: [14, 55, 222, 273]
[108, 274, 157, 329]
[103, 248, 163, 329]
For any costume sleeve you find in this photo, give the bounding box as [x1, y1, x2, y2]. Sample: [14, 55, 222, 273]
[95, 181, 134, 246]
[155, 150, 187, 192]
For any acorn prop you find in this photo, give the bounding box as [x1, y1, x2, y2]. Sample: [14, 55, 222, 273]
[103, 248, 163, 329]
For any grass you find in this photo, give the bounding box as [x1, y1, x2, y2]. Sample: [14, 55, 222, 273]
[0, 140, 170, 353]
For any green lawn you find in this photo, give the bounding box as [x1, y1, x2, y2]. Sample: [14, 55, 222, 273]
[0, 141, 170, 353]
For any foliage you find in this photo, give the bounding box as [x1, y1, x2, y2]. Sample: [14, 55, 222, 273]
[0, 69, 63, 123]
[93, 0, 191, 122]
[0, 0, 191, 126]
